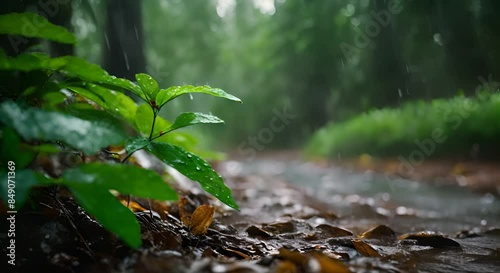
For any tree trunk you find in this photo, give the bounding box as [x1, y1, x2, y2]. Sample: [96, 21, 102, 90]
[102, 0, 146, 80]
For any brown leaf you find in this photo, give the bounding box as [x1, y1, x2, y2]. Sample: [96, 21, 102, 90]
[352, 239, 382, 257]
[311, 252, 351, 273]
[246, 225, 272, 239]
[178, 196, 192, 226]
[399, 232, 461, 248]
[359, 225, 396, 241]
[278, 248, 350, 273]
[189, 204, 215, 235]
[278, 248, 308, 266]
[120, 200, 147, 212]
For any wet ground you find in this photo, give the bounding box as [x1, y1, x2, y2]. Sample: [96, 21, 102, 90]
[2, 150, 500, 273]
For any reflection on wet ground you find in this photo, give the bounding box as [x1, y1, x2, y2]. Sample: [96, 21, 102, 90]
[213, 156, 500, 272]
[220, 157, 499, 234]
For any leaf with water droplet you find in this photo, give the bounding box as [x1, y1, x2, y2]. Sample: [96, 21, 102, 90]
[68, 83, 138, 124]
[125, 136, 149, 154]
[0, 101, 127, 155]
[158, 112, 224, 135]
[146, 142, 239, 210]
[135, 73, 159, 100]
[155, 85, 241, 108]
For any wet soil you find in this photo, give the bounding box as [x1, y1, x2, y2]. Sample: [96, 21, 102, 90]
[1, 150, 499, 273]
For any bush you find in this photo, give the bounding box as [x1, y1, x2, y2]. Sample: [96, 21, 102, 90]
[306, 91, 500, 160]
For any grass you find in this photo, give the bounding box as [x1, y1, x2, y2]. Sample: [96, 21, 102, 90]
[306, 91, 500, 160]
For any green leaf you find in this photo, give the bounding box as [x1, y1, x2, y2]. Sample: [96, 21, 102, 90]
[31, 144, 61, 154]
[160, 112, 224, 134]
[0, 51, 66, 71]
[125, 136, 150, 154]
[59, 56, 110, 82]
[135, 73, 159, 100]
[66, 183, 141, 249]
[0, 169, 54, 210]
[156, 85, 242, 107]
[1, 127, 35, 169]
[68, 83, 138, 123]
[0, 12, 77, 44]
[146, 142, 239, 210]
[59, 56, 143, 99]
[62, 163, 178, 200]
[0, 101, 127, 155]
[155, 131, 200, 154]
[104, 77, 145, 101]
[134, 103, 171, 136]
[61, 163, 179, 249]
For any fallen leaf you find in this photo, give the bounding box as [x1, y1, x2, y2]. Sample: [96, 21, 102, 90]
[178, 196, 192, 226]
[278, 248, 308, 266]
[359, 225, 396, 241]
[120, 199, 147, 212]
[311, 252, 351, 273]
[189, 204, 215, 235]
[246, 225, 272, 239]
[221, 247, 251, 259]
[277, 248, 351, 273]
[352, 239, 382, 257]
[399, 232, 461, 248]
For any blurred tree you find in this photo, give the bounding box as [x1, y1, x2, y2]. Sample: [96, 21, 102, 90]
[477, 0, 500, 79]
[103, 0, 146, 80]
[436, 0, 489, 94]
[370, 0, 406, 108]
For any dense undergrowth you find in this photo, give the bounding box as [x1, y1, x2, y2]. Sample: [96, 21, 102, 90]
[307, 91, 500, 160]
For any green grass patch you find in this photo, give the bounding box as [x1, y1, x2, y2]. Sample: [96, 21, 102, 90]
[306, 91, 500, 160]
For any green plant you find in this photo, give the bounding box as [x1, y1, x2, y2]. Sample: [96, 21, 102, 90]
[306, 91, 500, 159]
[0, 12, 241, 248]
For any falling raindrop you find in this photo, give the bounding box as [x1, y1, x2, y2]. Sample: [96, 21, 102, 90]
[189, 93, 194, 100]
[134, 25, 140, 41]
[104, 34, 110, 50]
[398, 88, 402, 98]
[123, 52, 130, 71]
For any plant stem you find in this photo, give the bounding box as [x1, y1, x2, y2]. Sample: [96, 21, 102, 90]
[148, 112, 157, 140]
[150, 129, 170, 142]
[121, 151, 135, 163]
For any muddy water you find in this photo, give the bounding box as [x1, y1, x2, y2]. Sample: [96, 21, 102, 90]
[226, 158, 500, 233]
